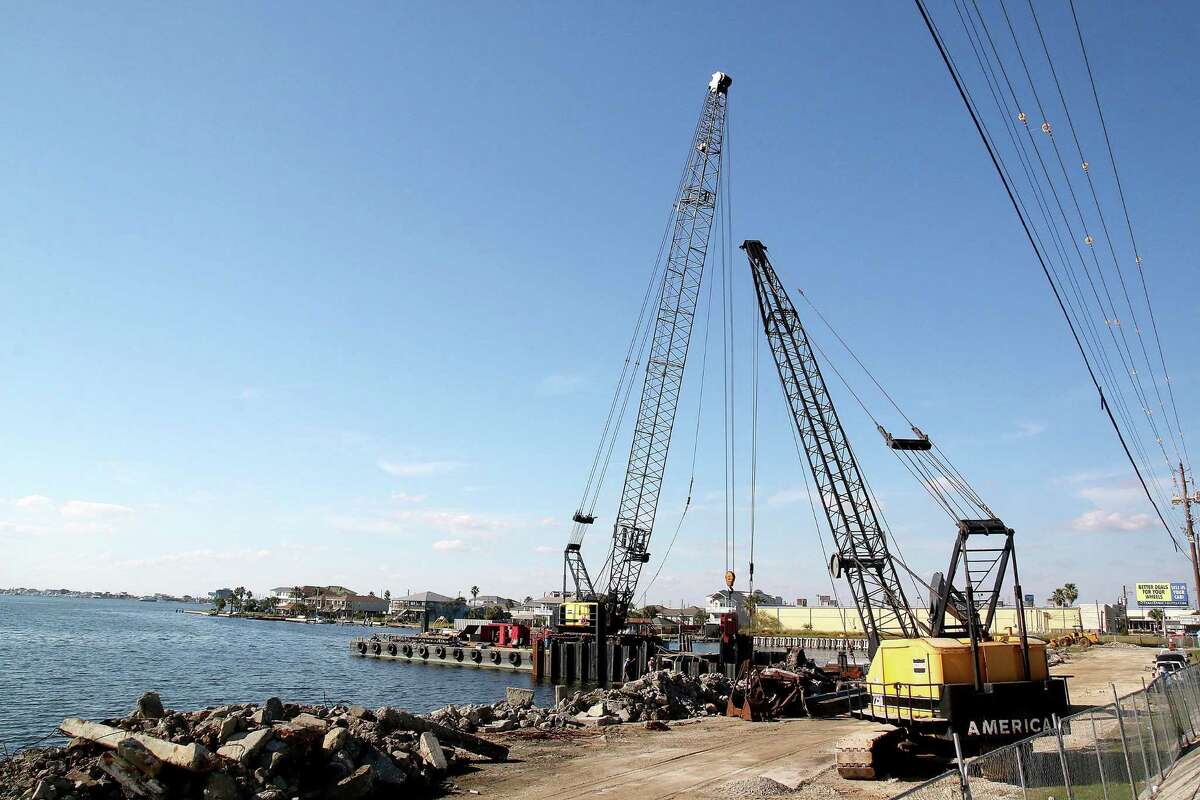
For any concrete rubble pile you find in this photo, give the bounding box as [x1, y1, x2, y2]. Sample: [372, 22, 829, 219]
[429, 670, 732, 733]
[1, 692, 507, 800]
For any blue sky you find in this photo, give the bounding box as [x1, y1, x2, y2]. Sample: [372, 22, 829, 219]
[1, 2, 1196, 608]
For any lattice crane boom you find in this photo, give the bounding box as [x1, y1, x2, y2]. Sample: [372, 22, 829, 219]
[742, 240, 919, 656]
[564, 71, 731, 631]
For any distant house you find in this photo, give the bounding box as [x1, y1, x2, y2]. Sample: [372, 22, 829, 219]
[389, 591, 466, 622]
[511, 592, 573, 627]
[314, 593, 388, 616]
[467, 594, 515, 609]
[270, 585, 354, 603]
[656, 606, 707, 625]
[209, 588, 234, 601]
[705, 589, 784, 624]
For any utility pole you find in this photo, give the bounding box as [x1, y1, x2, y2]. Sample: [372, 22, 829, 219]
[1171, 462, 1200, 610]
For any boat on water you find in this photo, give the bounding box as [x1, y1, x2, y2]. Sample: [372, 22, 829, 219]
[138, 596, 158, 602]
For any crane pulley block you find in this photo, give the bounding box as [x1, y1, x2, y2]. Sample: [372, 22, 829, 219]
[956, 518, 1011, 536]
[878, 425, 932, 451]
[572, 512, 596, 525]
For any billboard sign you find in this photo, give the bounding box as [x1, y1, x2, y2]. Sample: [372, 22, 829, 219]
[1024, 594, 1035, 605]
[1135, 582, 1189, 608]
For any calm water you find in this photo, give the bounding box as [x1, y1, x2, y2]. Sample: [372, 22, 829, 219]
[0, 595, 555, 752]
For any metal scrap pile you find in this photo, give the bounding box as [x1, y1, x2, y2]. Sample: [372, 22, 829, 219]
[429, 670, 733, 733]
[0, 692, 507, 800]
[728, 650, 866, 721]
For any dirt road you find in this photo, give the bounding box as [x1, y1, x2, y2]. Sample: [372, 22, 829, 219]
[453, 644, 1160, 799]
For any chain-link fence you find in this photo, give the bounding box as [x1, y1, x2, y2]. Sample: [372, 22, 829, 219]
[892, 662, 1200, 800]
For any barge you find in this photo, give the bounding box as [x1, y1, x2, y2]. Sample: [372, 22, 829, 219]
[351, 622, 535, 673]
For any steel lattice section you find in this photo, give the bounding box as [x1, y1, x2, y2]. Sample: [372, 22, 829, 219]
[601, 83, 729, 625]
[743, 241, 917, 655]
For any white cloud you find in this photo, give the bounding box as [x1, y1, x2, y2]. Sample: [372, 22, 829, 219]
[377, 459, 461, 478]
[14, 495, 52, 509]
[766, 485, 813, 508]
[1079, 485, 1145, 507]
[536, 372, 588, 397]
[327, 515, 403, 534]
[328, 506, 521, 538]
[1007, 421, 1047, 440]
[60, 500, 134, 518]
[1071, 510, 1153, 532]
[0, 520, 49, 536]
[390, 491, 427, 504]
[432, 539, 466, 552]
[114, 548, 274, 569]
[397, 509, 508, 534]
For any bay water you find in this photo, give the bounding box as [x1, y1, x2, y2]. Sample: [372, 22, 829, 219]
[0, 595, 555, 752]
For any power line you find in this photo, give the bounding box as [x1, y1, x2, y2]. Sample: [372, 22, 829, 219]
[912, 0, 1183, 552]
[1068, 0, 1192, 474]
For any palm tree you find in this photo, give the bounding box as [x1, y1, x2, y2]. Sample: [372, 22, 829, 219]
[1148, 608, 1165, 632]
[1062, 583, 1079, 606]
[1050, 588, 1067, 607]
[470, 586, 480, 603]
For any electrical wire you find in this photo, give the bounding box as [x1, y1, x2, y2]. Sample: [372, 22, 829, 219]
[958, 0, 1180, 524]
[913, 0, 1183, 552]
[1068, 0, 1191, 474]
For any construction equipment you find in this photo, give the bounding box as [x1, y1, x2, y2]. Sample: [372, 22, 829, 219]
[742, 240, 1068, 776]
[558, 71, 732, 640]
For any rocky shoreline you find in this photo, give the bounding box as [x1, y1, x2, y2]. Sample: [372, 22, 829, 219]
[1, 671, 732, 800]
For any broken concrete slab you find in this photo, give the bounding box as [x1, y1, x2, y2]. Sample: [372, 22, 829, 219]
[216, 728, 272, 765]
[59, 718, 215, 772]
[418, 732, 448, 771]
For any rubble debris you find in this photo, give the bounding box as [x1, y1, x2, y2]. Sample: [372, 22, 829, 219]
[136, 693, 165, 721]
[427, 670, 732, 736]
[59, 719, 216, 772]
[2, 693, 509, 800]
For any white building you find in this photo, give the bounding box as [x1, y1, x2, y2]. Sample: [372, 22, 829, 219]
[467, 594, 515, 609]
[705, 589, 783, 625]
[510, 592, 573, 627]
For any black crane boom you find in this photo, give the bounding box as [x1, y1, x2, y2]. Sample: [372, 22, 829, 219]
[742, 240, 919, 655]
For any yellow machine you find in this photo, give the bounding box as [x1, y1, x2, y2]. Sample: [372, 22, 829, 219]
[556, 601, 599, 632]
[861, 638, 1059, 731]
[742, 241, 1070, 778]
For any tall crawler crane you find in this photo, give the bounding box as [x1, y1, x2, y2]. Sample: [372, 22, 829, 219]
[742, 240, 1067, 777]
[560, 71, 732, 636]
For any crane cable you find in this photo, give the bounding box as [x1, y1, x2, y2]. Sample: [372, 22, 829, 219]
[913, 0, 1183, 552]
[638, 230, 720, 604]
[641, 97, 735, 605]
[569, 92, 710, 551]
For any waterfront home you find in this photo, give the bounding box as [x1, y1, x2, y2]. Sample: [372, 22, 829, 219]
[704, 589, 783, 625]
[314, 592, 388, 616]
[388, 591, 466, 623]
[269, 585, 355, 603]
[466, 594, 516, 609]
